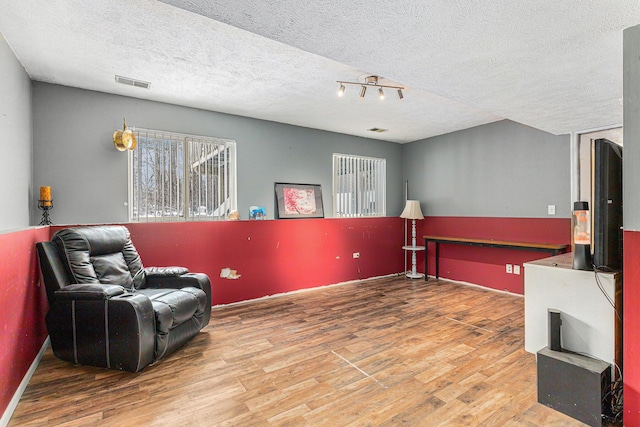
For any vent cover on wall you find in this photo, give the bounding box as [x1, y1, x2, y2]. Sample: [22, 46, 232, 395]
[115, 75, 151, 89]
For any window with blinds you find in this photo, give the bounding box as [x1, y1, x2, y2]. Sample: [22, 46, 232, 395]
[333, 153, 386, 217]
[129, 128, 237, 222]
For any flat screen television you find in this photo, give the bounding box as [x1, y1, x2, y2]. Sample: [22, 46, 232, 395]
[592, 138, 623, 270]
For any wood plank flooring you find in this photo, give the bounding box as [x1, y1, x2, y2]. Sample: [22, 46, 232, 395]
[9, 276, 593, 426]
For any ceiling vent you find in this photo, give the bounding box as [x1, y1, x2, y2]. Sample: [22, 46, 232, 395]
[115, 75, 151, 89]
[368, 127, 389, 133]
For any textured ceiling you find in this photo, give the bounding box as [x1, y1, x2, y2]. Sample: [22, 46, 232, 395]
[1, 0, 638, 143]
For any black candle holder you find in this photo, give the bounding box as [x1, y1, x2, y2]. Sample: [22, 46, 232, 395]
[38, 200, 53, 225]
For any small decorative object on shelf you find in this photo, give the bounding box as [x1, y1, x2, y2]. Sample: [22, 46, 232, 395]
[249, 206, 266, 220]
[38, 185, 53, 225]
[400, 200, 425, 279]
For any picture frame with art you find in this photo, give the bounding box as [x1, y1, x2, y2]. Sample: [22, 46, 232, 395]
[274, 183, 324, 219]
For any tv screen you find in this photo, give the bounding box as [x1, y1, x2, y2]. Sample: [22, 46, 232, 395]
[592, 138, 623, 270]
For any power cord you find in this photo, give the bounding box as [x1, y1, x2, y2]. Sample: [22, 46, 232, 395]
[584, 265, 623, 421]
[574, 350, 623, 422]
[592, 264, 622, 323]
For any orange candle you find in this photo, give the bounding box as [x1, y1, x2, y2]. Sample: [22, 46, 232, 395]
[40, 186, 52, 207]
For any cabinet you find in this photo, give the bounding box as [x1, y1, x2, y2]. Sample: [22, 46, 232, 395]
[524, 253, 621, 372]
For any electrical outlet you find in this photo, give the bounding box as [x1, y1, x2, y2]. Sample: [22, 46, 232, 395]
[514, 265, 521, 275]
[506, 264, 513, 274]
[353, 252, 360, 259]
[548, 205, 556, 215]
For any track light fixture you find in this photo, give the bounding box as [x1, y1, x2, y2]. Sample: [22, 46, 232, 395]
[336, 75, 405, 100]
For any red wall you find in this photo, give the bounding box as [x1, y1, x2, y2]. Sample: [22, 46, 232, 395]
[127, 218, 403, 305]
[0, 227, 50, 418]
[624, 230, 640, 424]
[56, 217, 405, 306]
[422, 216, 571, 294]
[52, 217, 571, 302]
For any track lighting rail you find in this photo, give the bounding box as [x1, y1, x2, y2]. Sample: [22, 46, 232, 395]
[336, 76, 404, 99]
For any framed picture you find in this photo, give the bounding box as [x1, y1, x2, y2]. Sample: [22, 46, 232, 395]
[275, 183, 324, 219]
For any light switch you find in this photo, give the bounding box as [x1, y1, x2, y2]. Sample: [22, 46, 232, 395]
[547, 205, 556, 215]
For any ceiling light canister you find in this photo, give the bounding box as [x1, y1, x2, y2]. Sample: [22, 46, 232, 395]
[338, 84, 345, 97]
[378, 88, 385, 100]
[360, 86, 367, 98]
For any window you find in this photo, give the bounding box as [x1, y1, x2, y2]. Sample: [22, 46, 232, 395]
[333, 153, 386, 217]
[129, 128, 236, 222]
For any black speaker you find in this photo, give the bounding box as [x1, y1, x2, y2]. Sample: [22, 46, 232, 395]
[548, 309, 562, 351]
[537, 347, 611, 427]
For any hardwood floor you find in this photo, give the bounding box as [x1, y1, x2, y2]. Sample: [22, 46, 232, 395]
[10, 276, 592, 426]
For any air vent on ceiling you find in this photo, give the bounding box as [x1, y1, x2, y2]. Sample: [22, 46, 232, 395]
[115, 75, 151, 89]
[367, 127, 389, 133]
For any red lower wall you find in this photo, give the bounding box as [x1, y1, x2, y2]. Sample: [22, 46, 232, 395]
[128, 218, 404, 305]
[56, 217, 405, 306]
[52, 216, 571, 302]
[0, 227, 50, 419]
[422, 216, 571, 294]
[624, 230, 640, 425]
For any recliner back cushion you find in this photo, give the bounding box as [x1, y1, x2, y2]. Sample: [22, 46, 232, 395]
[53, 226, 143, 286]
[91, 252, 134, 287]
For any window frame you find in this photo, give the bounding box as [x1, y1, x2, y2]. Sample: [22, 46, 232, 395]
[127, 128, 237, 222]
[332, 153, 386, 217]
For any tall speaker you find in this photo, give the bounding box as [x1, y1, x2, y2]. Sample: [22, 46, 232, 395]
[548, 309, 562, 351]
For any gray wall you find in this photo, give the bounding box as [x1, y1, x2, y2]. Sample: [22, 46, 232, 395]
[0, 34, 32, 231]
[402, 120, 571, 218]
[31, 83, 404, 224]
[624, 25, 640, 231]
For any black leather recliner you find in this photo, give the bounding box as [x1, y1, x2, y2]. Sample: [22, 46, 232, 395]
[36, 225, 211, 372]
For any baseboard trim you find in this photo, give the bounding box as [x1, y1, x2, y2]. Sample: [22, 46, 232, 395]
[0, 337, 49, 427]
[426, 275, 523, 297]
[212, 273, 399, 309]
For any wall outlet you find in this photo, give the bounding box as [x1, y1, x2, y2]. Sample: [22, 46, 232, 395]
[506, 264, 513, 274]
[547, 205, 556, 215]
[353, 252, 360, 259]
[514, 265, 521, 275]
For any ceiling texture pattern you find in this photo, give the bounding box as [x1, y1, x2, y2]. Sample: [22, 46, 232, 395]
[1, 0, 638, 143]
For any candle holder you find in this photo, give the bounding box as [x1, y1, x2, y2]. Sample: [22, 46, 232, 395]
[38, 200, 53, 225]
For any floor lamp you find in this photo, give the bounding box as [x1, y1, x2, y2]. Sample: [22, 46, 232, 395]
[401, 200, 425, 279]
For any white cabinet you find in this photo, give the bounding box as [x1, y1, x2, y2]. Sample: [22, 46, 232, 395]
[524, 253, 621, 370]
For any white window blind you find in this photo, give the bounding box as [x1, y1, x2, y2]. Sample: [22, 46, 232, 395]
[129, 128, 236, 222]
[333, 153, 386, 217]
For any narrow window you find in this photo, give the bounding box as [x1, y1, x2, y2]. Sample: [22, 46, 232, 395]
[333, 153, 386, 217]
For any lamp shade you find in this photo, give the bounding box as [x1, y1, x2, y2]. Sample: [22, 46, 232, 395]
[400, 200, 424, 220]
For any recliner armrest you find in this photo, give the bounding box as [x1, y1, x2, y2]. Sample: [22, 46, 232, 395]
[144, 273, 212, 328]
[54, 284, 126, 300]
[143, 273, 209, 292]
[144, 266, 189, 277]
